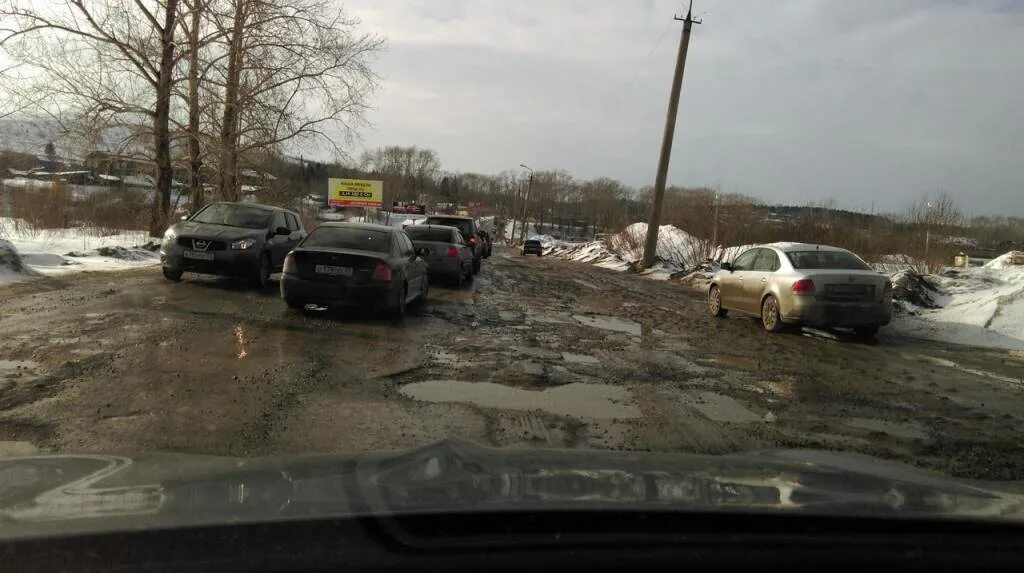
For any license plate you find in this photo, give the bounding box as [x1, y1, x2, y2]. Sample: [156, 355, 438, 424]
[315, 264, 353, 276]
[828, 284, 869, 295]
[183, 250, 214, 261]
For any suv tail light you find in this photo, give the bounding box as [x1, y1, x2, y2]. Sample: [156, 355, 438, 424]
[282, 252, 297, 274]
[371, 261, 392, 281]
[791, 278, 815, 294]
[447, 246, 458, 257]
[468, 236, 477, 245]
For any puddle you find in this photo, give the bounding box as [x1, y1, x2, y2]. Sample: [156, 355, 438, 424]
[573, 314, 642, 336]
[904, 353, 1024, 386]
[429, 287, 475, 304]
[561, 352, 600, 365]
[498, 311, 520, 322]
[681, 391, 763, 423]
[573, 279, 599, 290]
[526, 311, 571, 324]
[846, 418, 928, 440]
[704, 354, 760, 371]
[400, 380, 641, 419]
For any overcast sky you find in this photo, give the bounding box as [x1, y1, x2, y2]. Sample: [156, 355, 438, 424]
[343, 0, 1023, 216]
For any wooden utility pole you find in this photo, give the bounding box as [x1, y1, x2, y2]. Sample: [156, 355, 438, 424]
[641, 2, 700, 268]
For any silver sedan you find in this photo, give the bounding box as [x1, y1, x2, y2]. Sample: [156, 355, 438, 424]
[708, 243, 892, 337]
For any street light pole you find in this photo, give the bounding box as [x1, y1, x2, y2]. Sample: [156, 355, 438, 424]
[518, 163, 533, 245]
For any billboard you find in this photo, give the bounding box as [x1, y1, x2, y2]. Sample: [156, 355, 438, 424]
[328, 178, 383, 208]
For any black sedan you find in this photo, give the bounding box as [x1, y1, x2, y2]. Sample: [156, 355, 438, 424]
[160, 202, 305, 287]
[280, 223, 429, 316]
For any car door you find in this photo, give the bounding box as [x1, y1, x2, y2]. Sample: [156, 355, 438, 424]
[745, 248, 780, 309]
[454, 230, 472, 273]
[721, 249, 759, 312]
[397, 232, 424, 296]
[284, 213, 305, 251]
[267, 211, 292, 268]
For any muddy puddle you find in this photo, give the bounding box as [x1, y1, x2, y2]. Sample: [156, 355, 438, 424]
[400, 380, 641, 419]
[845, 417, 929, 440]
[572, 314, 642, 336]
[680, 391, 764, 423]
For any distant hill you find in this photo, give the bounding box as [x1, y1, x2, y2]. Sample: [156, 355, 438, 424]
[0, 117, 148, 162]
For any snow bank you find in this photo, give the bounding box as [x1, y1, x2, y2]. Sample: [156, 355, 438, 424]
[0, 239, 39, 284]
[889, 255, 1024, 350]
[0, 218, 160, 284]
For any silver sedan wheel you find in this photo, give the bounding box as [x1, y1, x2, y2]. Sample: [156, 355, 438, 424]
[761, 295, 784, 333]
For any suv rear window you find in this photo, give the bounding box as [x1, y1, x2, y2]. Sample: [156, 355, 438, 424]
[405, 227, 453, 243]
[786, 251, 870, 270]
[425, 217, 472, 239]
[302, 227, 390, 252]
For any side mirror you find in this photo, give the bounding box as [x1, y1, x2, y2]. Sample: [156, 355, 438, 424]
[275, 226, 291, 236]
[720, 262, 733, 272]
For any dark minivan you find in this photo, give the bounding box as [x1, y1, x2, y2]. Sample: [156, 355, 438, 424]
[280, 222, 429, 316]
[160, 202, 305, 287]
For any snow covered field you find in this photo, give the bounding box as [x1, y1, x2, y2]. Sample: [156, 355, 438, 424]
[889, 252, 1024, 350]
[0, 218, 159, 285]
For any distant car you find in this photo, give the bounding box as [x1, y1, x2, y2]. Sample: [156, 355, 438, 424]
[708, 243, 892, 338]
[522, 239, 543, 256]
[160, 202, 305, 288]
[423, 215, 483, 273]
[280, 223, 429, 316]
[404, 224, 474, 287]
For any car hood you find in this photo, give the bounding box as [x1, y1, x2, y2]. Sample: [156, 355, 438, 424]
[2, 440, 1023, 539]
[172, 221, 266, 241]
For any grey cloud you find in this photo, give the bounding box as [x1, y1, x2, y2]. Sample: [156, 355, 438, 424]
[346, 0, 1024, 215]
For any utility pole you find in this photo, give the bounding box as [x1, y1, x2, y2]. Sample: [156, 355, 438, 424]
[641, 2, 700, 268]
[711, 190, 719, 259]
[518, 164, 534, 245]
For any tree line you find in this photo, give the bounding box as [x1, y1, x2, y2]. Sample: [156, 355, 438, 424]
[1, 0, 382, 235]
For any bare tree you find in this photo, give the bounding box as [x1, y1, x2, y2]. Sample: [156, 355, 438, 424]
[360, 146, 440, 204]
[2, 0, 182, 236]
[209, 0, 382, 200]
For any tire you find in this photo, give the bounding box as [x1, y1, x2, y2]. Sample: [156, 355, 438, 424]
[536, 252, 542, 257]
[854, 325, 879, 339]
[472, 257, 481, 274]
[393, 284, 407, 318]
[761, 295, 785, 333]
[414, 275, 429, 307]
[251, 253, 271, 289]
[464, 266, 474, 283]
[284, 297, 305, 310]
[162, 267, 183, 282]
[708, 285, 727, 318]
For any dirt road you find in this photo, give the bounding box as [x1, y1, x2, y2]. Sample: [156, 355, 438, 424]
[2, 247, 1023, 479]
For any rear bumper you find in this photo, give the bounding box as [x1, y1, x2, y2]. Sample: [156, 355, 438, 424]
[280, 273, 400, 308]
[425, 258, 462, 277]
[782, 296, 892, 327]
[160, 245, 261, 277]
[522, 246, 542, 254]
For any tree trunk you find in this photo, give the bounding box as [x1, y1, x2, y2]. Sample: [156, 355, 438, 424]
[186, 0, 203, 209]
[218, 0, 246, 201]
[150, 0, 181, 237]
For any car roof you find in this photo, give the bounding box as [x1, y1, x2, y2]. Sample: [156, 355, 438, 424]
[208, 201, 293, 214]
[762, 242, 850, 253]
[426, 215, 473, 221]
[406, 224, 456, 233]
[317, 222, 395, 233]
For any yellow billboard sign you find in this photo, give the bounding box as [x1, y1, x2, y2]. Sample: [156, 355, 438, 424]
[328, 178, 383, 208]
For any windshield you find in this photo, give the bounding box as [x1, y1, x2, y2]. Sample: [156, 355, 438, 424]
[190, 204, 272, 229]
[426, 217, 472, 238]
[406, 227, 454, 243]
[302, 227, 390, 252]
[3, 0, 1024, 541]
[786, 251, 871, 270]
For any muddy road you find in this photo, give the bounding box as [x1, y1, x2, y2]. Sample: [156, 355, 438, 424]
[1, 247, 1023, 480]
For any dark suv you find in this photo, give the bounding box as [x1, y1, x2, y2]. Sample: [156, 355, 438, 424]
[423, 215, 483, 273]
[160, 202, 306, 287]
